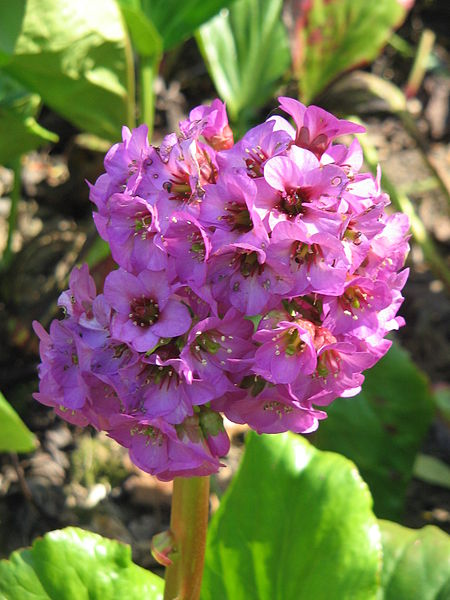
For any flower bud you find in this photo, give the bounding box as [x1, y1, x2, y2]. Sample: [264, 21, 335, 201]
[151, 529, 176, 567]
[199, 408, 230, 458]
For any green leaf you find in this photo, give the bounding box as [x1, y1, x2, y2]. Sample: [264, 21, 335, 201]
[202, 432, 381, 600]
[0, 391, 36, 453]
[0, 527, 164, 599]
[117, 0, 163, 58]
[379, 520, 450, 599]
[434, 385, 450, 423]
[0, 72, 58, 165]
[0, 0, 135, 140]
[140, 0, 235, 50]
[292, 0, 410, 103]
[413, 454, 450, 490]
[0, 0, 26, 67]
[197, 0, 291, 127]
[315, 343, 435, 520]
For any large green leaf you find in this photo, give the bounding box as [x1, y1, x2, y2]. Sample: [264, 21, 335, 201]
[292, 0, 411, 103]
[197, 0, 291, 127]
[0, 0, 134, 140]
[0, 391, 36, 453]
[202, 432, 381, 600]
[0, 72, 57, 165]
[140, 0, 235, 50]
[315, 343, 435, 520]
[379, 520, 450, 599]
[0, 527, 164, 599]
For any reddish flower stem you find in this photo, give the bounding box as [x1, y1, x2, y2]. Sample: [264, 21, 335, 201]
[164, 476, 210, 600]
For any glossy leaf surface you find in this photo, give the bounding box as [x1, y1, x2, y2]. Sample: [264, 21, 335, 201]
[379, 520, 450, 599]
[0, 0, 134, 140]
[0, 527, 164, 599]
[202, 432, 381, 599]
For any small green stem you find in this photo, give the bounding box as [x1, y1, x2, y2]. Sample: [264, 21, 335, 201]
[164, 476, 210, 600]
[139, 54, 159, 139]
[2, 157, 21, 269]
[405, 28, 435, 99]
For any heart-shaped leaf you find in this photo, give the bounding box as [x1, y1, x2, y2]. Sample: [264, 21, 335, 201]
[202, 431, 381, 599]
[290, 0, 412, 103]
[0, 0, 134, 140]
[0, 391, 36, 453]
[379, 520, 450, 599]
[0, 527, 164, 599]
[197, 0, 291, 128]
[315, 343, 434, 520]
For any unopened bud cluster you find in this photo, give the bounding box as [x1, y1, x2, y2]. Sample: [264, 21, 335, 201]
[34, 98, 409, 480]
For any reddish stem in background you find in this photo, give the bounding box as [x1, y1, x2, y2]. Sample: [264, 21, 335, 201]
[164, 476, 210, 600]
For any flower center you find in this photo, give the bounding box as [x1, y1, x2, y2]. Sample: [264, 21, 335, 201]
[188, 231, 207, 262]
[145, 364, 178, 388]
[281, 327, 306, 356]
[193, 331, 221, 357]
[239, 251, 262, 278]
[339, 285, 372, 320]
[134, 211, 152, 238]
[240, 375, 267, 396]
[290, 241, 321, 266]
[316, 349, 341, 379]
[129, 297, 160, 327]
[279, 187, 311, 216]
[163, 173, 192, 202]
[222, 201, 252, 232]
[244, 145, 267, 178]
[130, 424, 164, 446]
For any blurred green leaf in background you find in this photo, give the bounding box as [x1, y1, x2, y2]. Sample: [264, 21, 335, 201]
[197, 0, 291, 130]
[289, 0, 411, 103]
[0, 0, 135, 141]
[315, 343, 435, 520]
[0, 391, 36, 453]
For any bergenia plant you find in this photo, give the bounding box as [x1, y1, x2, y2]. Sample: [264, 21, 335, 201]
[33, 97, 409, 599]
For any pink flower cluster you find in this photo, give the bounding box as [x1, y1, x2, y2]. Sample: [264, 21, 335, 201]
[34, 98, 409, 480]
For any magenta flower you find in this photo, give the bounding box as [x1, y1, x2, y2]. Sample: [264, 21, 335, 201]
[104, 269, 191, 352]
[101, 192, 167, 273]
[278, 96, 365, 158]
[179, 98, 233, 151]
[107, 414, 221, 480]
[162, 212, 211, 287]
[34, 98, 410, 481]
[253, 320, 317, 384]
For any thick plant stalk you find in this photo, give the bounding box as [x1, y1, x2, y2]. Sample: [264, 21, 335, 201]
[164, 476, 210, 600]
